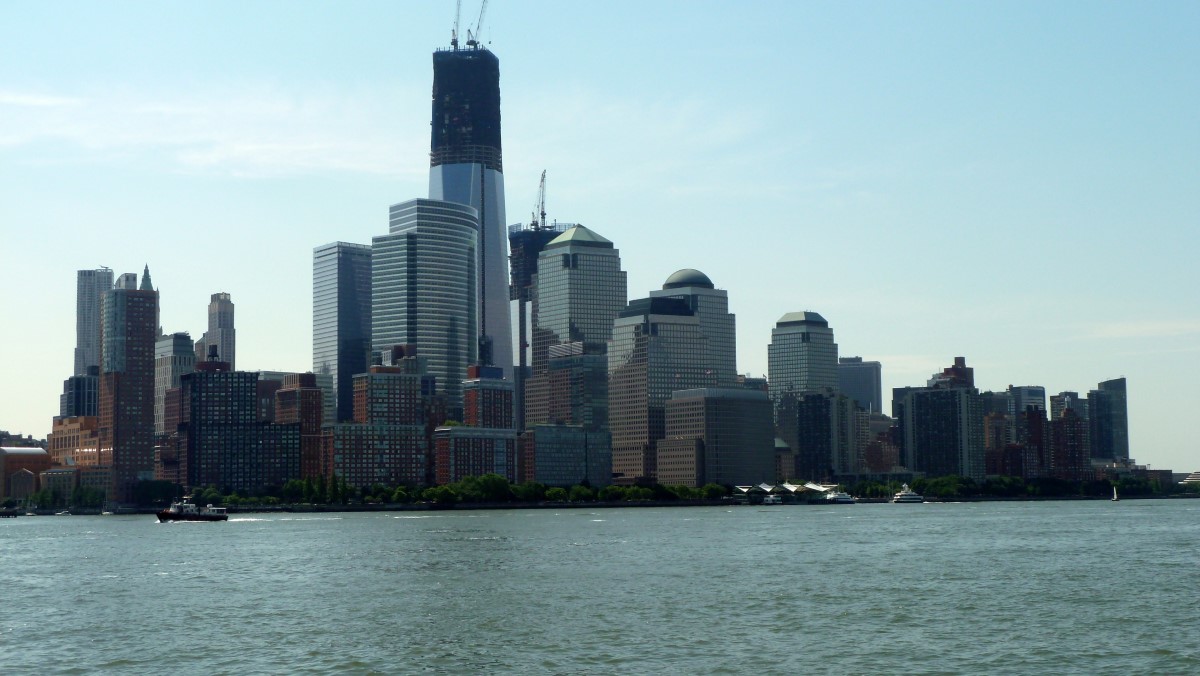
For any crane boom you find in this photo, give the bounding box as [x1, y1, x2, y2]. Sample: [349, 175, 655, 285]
[451, 0, 462, 48]
[537, 170, 547, 230]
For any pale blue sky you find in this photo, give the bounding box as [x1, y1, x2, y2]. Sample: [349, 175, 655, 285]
[1, 1, 1196, 470]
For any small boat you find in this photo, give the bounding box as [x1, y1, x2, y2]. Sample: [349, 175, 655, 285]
[54, 510, 71, 516]
[1111, 485, 1120, 502]
[761, 495, 783, 505]
[157, 499, 228, 523]
[892, 484, 925, 503]
[825, 490, 855, 504]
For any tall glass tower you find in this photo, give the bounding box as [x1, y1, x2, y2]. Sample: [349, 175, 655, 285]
[428, 44, 512, 378]
[372, 198, 478, 419]
[649, 269, 737, 387]
[74, 267, 114, 375]
[767, 311, 839, 410]
[313, 242, 372, 422]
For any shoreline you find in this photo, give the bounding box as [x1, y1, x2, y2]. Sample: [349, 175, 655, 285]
[7, 491, 1197, 516]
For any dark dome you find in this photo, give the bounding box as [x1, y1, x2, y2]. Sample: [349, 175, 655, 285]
[663, 268, 714, 290]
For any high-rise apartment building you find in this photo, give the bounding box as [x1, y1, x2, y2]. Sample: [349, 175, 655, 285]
[428, 43, 511, 377]
[313, 242, 373, 422]
[372, 198, 478, 420]
[74, 267, 114, 376]
[608, 297, 716, 483]
[838, 357, 883, 413]
[98, 268, 158, 503]
[767, 311, 839, 411]
[1089, 377, 1129, 461]
[649, 269, 737, 387]
[896, 357, 985, 480]
[154, 332, 194, 436]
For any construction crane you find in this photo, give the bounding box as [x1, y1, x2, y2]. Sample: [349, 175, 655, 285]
[451, 0, 462, 49]
[466, 0, 489, 48]
[530, 170, 547, 231]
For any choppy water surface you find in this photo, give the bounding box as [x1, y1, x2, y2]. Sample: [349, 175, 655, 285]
[2, 500, 1198, 674]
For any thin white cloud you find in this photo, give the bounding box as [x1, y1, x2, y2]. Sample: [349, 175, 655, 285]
[1084, 319, 1200, 340]
[0, 91, 83, 107]
[0, 85, 427, 177]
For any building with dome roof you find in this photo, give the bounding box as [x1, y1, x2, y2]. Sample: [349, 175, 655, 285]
[650, 268, 737, 387]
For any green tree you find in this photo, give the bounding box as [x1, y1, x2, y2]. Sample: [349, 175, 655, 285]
[512, 482, 547, 502]
[391, 486, 410, 503]
[545, 487, 568, 501]
[598, 485, 625, 502]
[700, 483, 727, 500]
[568, 485, 595, 502]
[422, 485, 459, 505]
[281, 479, 305, 503]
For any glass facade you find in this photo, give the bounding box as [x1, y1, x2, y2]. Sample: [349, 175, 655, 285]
[767, 311, 839, 410]
[372, 199, 478, 419]
[313, 241, 372, 422]
[154, 332, 195, 436]
[649, 270, 737, 387]
[608, 298, 716, 483]
[74, 267, 114, 376]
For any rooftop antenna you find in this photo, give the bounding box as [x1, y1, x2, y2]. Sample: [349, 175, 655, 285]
[451, 0, 462, 49]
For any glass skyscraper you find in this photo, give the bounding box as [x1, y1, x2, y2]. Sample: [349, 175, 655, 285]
[608, 297, 716, 483]
[74, 267, 114, 376]
[649, 269, 737, 387]
[313, 241, 372, 422]
[372, 198, 478, 419]
[428, 44, 512, 377]
[767, 311, 839, 407]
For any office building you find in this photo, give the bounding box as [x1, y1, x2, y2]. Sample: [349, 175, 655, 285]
[98, 267, 158, 503]
[776, 389, 862, 481]
[1050, 391, 1088, 421]
[509, 220, 571, 431]
[525, 225, 626, 431]
[519, 425, 612, 488]
[649, 269, 737, 387]
[767, 311, 839, 410]
[154, 333, 194, 436]
[60, 368, 99, 418]
[372, 198, 478, 419]
[838, 357, 883, 413]
[74, 267, 114, 376]
[608, 297, 715, 484]
[196, 293, 236, 369]
[428, 42, 512, 377]
[313, 241, 373, 422]
[1089, 377, 1129, 462]
[658, 388, 775, 487]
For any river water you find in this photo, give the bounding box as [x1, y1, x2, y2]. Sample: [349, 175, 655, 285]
[2, 500, 1197, 674]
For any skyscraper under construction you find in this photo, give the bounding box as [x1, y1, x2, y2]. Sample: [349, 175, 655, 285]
[429, 43, 513, 379]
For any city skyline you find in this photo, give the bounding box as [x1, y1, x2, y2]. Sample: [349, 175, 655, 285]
[1, 2, 1196, 471]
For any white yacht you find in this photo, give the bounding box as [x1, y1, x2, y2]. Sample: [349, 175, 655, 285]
[825, 490, 855, 504]
[892, 484, 924, 503]
[761, 495, 783, 505]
